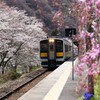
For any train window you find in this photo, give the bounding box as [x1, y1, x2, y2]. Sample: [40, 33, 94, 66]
[40, 44, 48, 52]
[65, 45, 68, 52]
[56, 40, 62, 43]
[69, 46, 71, 51]
[56, 40, 63, 52]
[40, 41, 48, 52]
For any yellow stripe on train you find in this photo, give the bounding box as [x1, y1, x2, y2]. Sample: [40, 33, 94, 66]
[41, 53, 47, 57]
[56, 52, 63, 57]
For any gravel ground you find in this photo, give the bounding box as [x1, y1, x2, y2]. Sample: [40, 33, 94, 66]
[4, 71, 51, 100]
[0, 68, 51, 100]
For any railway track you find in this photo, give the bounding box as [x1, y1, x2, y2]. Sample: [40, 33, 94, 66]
[0, 68, 52, 100]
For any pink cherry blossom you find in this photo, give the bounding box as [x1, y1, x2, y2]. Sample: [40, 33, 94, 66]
[95, 0, 100, 8]
[34, 0, 100, 95]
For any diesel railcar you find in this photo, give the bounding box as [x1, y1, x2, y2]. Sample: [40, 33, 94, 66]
[39, 38, 73, 68]
[39, 37, 73, 68]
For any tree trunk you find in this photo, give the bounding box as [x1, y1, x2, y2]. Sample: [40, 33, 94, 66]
[2, 66, 4, 74]
[29, 66, 33, 72]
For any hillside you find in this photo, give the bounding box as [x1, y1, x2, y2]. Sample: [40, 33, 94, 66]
[5, 0, 77, 36]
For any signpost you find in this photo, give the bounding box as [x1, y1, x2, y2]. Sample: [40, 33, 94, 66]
[65, 28, 76, 80]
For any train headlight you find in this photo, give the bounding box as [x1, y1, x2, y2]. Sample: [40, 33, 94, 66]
[49, 39, 54, 43]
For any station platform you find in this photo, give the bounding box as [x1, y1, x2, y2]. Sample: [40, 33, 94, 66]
[18, 58, 79, 100]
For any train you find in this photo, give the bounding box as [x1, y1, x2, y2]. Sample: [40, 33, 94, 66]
[39, 37, 77, 69]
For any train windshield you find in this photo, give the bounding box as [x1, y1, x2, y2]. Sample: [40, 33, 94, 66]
[40, 40, 48, 52]
[56, 40, 63, 52]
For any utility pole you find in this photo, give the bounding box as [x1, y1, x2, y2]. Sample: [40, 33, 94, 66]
[72, 31, 74, 80]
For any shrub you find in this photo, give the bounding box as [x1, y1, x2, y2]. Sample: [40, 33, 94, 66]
[3, 71, 21, 81]
[9, 71, 21, 80]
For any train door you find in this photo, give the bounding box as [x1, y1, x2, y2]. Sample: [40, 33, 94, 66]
[48, 39, 56, 68]
[49, 43, 55, 59]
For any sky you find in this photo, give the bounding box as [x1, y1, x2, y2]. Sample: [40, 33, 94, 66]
[79, 0, 85, 1]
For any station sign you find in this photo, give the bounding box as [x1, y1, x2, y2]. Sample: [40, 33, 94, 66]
[65, 28, 76, 37]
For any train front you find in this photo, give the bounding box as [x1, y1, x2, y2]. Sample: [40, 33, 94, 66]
[39, 38, 64, 69]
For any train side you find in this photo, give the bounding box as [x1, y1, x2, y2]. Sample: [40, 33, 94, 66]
[39, 38, 73, 68]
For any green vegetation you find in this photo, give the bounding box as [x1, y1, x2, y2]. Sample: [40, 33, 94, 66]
[78, 75, 100, 100]
[0, 65, 42, 84]
[50, 29, 59, 36]
[31, 65, 42, 71]
[94, 75, 100, 100]
[0, 71, 21, 83]
[78, 95, 94, 100]
[8, 71, 21, 80]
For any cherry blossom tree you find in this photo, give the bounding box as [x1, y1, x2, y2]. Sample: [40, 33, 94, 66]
[72, 0, 100, 95]
[0, 2, 47, 74]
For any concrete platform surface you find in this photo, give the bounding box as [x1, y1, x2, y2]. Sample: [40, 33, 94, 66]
[58, 72, 78, 100]
[18, 58, 79, 100]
